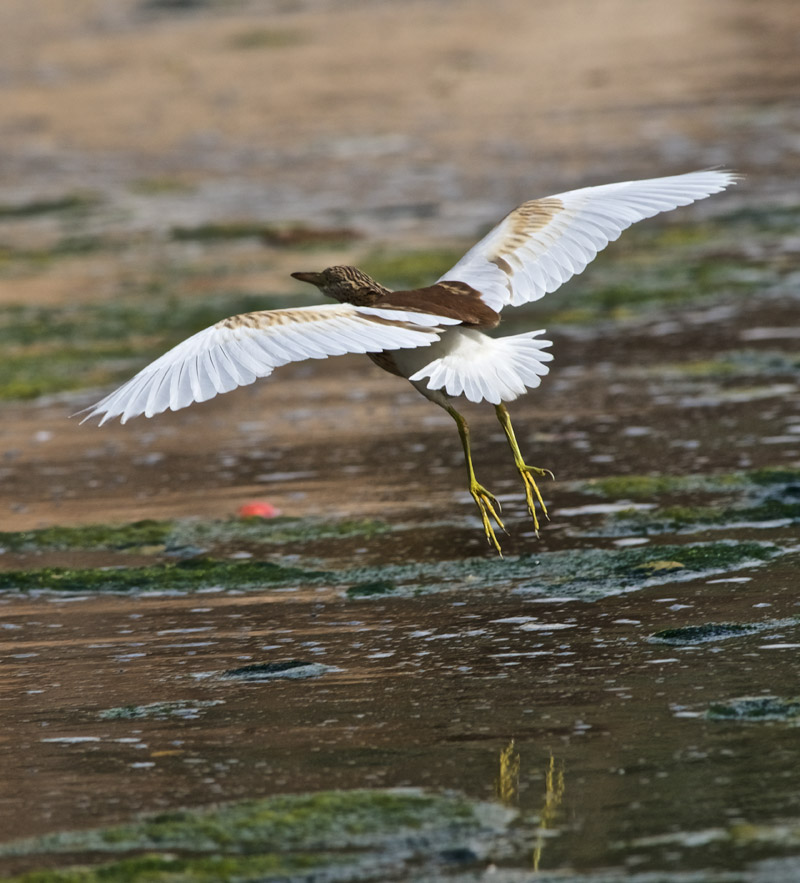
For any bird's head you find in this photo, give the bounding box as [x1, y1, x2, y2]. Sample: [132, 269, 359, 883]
[291, 266, 388, 306]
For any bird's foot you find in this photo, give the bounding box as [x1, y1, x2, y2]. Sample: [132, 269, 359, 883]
[518, 464, 554, 534]
[469, 481, 506, 556]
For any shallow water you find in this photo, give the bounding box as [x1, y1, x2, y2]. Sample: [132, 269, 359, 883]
[2, 274, 800, 879]
[1, 547, 799, 879]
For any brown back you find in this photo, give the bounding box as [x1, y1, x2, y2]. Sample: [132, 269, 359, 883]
[376, 281, 500, 328]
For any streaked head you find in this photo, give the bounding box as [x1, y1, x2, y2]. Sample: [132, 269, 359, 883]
[291, 266, 388, 306]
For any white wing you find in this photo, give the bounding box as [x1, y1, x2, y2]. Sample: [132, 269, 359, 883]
[82, 303, 460, 425]
[438, 170, 738, 312]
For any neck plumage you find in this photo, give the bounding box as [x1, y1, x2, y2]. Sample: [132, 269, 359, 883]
[334, 278, 391, 306]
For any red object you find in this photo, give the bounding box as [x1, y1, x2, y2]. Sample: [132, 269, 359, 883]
[237, 501, 280, 519]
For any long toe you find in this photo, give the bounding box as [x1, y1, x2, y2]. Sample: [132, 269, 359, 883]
[470, 484, 506, 556]
[520, 469, 550, 531]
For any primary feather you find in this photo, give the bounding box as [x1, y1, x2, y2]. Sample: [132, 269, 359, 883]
[81, 303, 460, 425]
[438, 170, 738, 312]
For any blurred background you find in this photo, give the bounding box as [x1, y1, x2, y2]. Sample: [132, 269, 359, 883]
[0, 0, 798, 528]
[1, 0, 797, 236]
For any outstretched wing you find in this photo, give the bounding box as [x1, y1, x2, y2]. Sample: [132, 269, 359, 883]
[82, 303, 460, 425]
[438, 170, 738, 312]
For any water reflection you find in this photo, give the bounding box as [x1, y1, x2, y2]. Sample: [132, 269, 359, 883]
[494, 741, 566, 871]
[533, 753, 565, 872]
[494, 739, 520, 805]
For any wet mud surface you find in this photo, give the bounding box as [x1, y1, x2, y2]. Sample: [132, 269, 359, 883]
[1, 1, 800, 881]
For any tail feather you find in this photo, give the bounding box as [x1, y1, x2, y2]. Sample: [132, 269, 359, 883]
[408, 328, 553, 404]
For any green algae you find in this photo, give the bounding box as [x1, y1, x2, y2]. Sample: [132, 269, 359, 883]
[336, 540, 782, 600]
[0, 237, 115, 270]
[0, 790, 480, 854]
[0, 557, 327, 594]
[575, 467, 800, 536]
[612, 498, 800, 535]
[651, 622, 758, 644]
[168, 516, 390, 549]
[228, 27, 306, 50]
[0, 193, 99, 219]
[0, 291, 294, 400]
[0, 507, 783, 599]
[581, 472, 745, 500]
[0, 516, 391, 556]
[0, 521, 171, 553]
[221, 660, 335, 680]
[0, 789, 514, 883]
[706, 696, 800, 722]
[657, 349, 800, 378]
[99, 700, 224, 720]
[170, 221, 357, 249]
[0, 851, 326, 882]
[359, 247, 465, 289]
[20, 539, 780, 597]
[748, 466, 800, 486]
[346, 579, 397, 598]
[129, 176, 196, 195]
[654, 614, 799, 645]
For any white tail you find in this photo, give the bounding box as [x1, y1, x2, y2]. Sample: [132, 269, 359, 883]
[408, 327, 554, 404]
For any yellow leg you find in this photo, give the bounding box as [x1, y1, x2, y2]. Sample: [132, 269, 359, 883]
[447, 406, 505, 556]
[495, 403, 553, 534]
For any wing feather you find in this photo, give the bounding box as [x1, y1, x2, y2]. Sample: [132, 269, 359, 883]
[438, 170, 738, 311]
[82, 303, 457, 425]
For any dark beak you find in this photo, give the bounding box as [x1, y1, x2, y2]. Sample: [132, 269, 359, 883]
[291, 271, 324, 287]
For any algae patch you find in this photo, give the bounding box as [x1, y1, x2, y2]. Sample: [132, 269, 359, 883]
[0, 520, 171, 553]
[167, 516, 390, 549]
[0, 557, 328, 594]
[0, 789, 516, 883]
[0, 516, 390, 556]
[360, 247, 465, 289]
[346, 578, 397, 598]
[574, 467, 800, 536]
[99, 700, 224, 721]
[221, 660, 335, 681]
[651, 622, 761, 644]
[338, 540, 782, 600]
[706, 696, 800, 722]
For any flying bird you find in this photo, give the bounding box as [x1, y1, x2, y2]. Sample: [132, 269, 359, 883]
[82, 170, 737, 554]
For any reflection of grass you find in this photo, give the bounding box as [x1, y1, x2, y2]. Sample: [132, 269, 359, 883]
[533, 753, 565, 872]
[494, 739, 520, 806]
